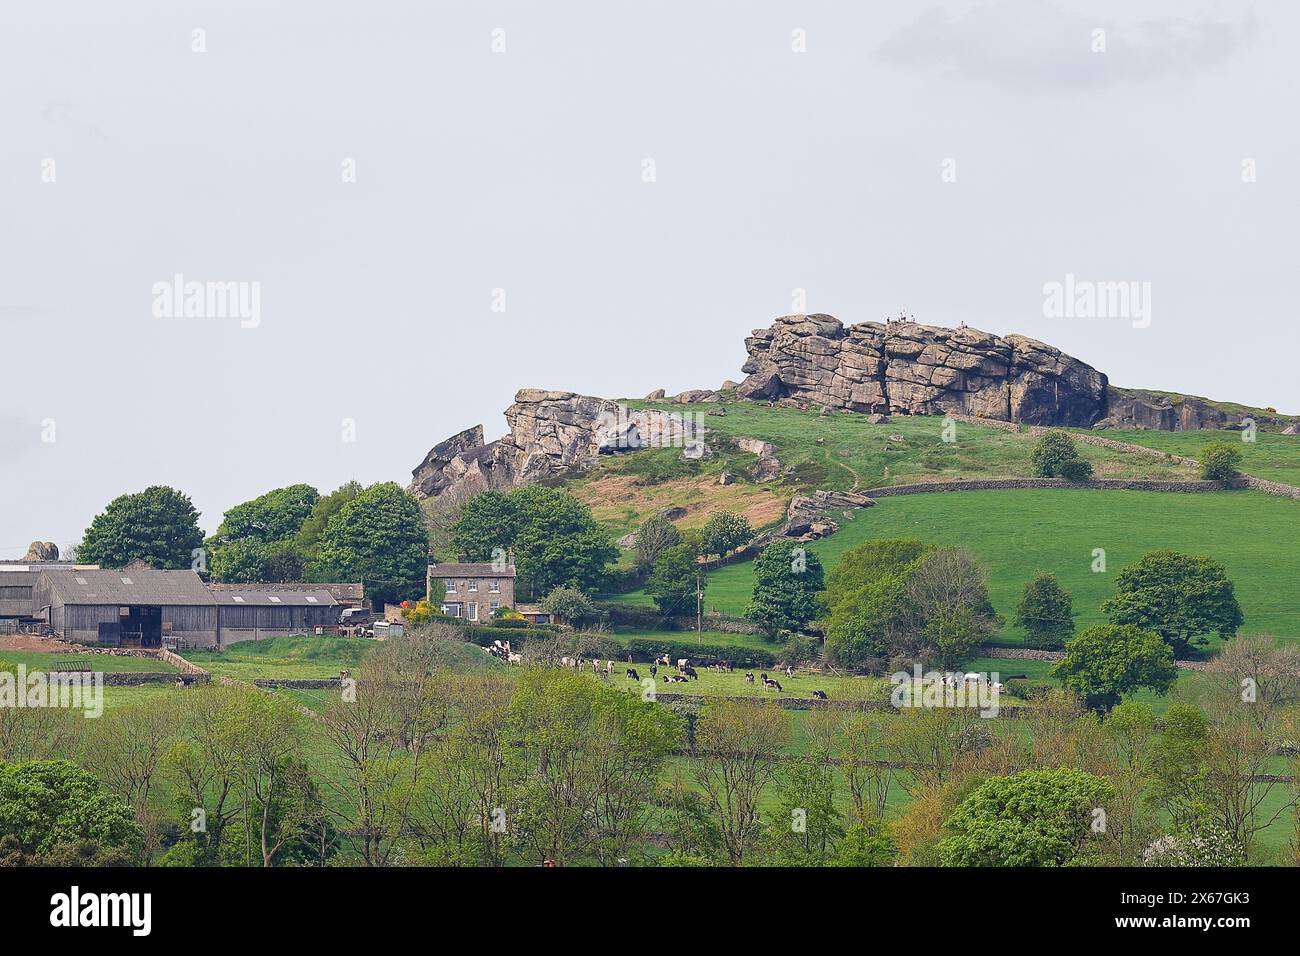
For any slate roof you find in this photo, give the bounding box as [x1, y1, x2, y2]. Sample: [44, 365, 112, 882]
[430, 563, 516, 577]
[41, 569, 217, 606]
[207, 582, 362, 602]
[210, 589, 339, 607]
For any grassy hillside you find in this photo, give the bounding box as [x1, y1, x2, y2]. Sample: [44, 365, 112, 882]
[623, 488, 1300, 644]
[1078, 427, 1300, 486]
[574, 401, 1204, 543]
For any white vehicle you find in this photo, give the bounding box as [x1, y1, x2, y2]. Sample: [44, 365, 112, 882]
[372, 620, 404, 638]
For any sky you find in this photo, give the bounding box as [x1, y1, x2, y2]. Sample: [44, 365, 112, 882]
[1, 0, 1295, 553]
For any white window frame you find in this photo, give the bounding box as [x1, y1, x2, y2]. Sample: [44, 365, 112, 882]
[489, 579, 500, 593]
[445, 578, 456, 593]
[468, 602, 478, 622]
[468, 580, 478, 592]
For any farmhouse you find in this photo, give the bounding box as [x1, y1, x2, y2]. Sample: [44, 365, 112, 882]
[33, 568, 220, 648]
[430, 556, 516, 622]
[210, 587, 340, 643]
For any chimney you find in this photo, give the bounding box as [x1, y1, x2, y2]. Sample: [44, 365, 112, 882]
[506, 547, 515, 569]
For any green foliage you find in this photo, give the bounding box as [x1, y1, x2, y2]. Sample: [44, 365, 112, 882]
[295, 481, 362, 552]
[213, 484, 318, 546]
[746, 540, 825, 638]
[938, 767, 1114, 867]
[0, 760, 143, 862]
[541, 586, 596, 625]
[450, 486, 617, 600]
[1015, 571, 1075, 649]
[646, 544, 701, 616]
[700, 510, 753, 558]
[770, 754, 844, 865]
[633, 513, 683, 571]
[78, 485, 205, 569]
[316, 482, 429, 605]
[822, 540, 994, 672]
[1101, 550, 1243, 655]
[1052, 624, 1178, 713]
[1199, 441, 1243, 481]
[210, 537, 270, 583]
[624, 638, 776, 668]
[1030, 430, 1093, 481]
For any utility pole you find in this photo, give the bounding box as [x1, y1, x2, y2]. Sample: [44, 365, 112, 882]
[696, 571, 702, 638]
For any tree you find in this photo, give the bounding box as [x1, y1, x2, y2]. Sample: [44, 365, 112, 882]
[645, 544, 700, 616]
[507, 668, 681, 866]
[317, 482, 429, 605]
[1029, 430, 1093, 481]
[691, 699, 790, 864]
[822, 539, 931, 671]
[938, 767, 1114, 867]
[1015, 571, 1075, 649]
[213, 484, 318, 546]
[448, 486, 616, 600]
[78, 486, 205, 569]
[1051, 624, 1178, 713]
[295, 481, 361, 553]
[210, 538, 270, 583]
[633, 513, 682, 571]
[699, 510, 753, 559]
[746, 540, 825, 638]
[541, 586, 595, 626]
[0, 760, 144, 863]
[1101, 550, 1243, 655]
[84, 698, 180, 857]
[1199, 441, 1243, 481]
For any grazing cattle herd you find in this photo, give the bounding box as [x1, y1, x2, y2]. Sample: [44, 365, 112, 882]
[481, 641, 837, 702]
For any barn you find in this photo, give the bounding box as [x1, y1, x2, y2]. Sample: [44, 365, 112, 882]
[33, 569, 219, 648]
[211, 588, 340, 645]
[0, 562, 87, 626]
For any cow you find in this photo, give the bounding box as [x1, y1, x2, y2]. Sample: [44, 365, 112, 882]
[683, 665, 699, 680]
[507, 653, 522, 665]
[811, 690, 828, 700]
[649, 664, 658, 679]
[760, 673, 783, 692]
[655, 654, 671, 667]
[626, 668, 641, 681]
[676, 658, 689, 671]
[785, 665, 794, 678]
[745, 672, 755, 683]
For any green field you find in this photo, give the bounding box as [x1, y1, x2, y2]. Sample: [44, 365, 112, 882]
[666, 488, 1300, 642]
[181, 634, 376, 681]
[1081, 427, 1300, 487]
[0, 650, 179, 673]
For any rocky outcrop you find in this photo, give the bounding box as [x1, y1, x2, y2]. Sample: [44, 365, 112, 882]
[1094, 389, 1227, 431]
[22, 541, 59, 561]
[736, 314, 1108, 426]
[409, 390, 708, 502]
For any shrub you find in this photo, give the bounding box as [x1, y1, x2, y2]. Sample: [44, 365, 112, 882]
[625, 638, 776, 668]
[1029, 431, 1092, 481]
[1199, 441, 1243, 481]
[1014, 571, 1075, 649]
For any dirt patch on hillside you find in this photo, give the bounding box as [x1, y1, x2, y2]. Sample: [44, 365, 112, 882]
[0, 634, 82, 654]
[576, 474, 789, 535]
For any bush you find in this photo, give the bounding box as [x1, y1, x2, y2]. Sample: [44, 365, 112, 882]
[1199, 441, 1243, 481]
[1029, 431, 1093, 481]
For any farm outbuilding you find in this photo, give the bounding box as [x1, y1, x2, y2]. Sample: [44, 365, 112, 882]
[33, 569, 219, 648]
[0, 562, 90, 624]
[211, 588, 340, 645]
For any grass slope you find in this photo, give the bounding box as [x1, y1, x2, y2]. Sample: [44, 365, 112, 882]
[1079, 428, 1300, 487]
[683, 488, 1300, 642]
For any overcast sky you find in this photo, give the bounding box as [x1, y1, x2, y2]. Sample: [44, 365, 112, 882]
[1, 0, 1294, 553]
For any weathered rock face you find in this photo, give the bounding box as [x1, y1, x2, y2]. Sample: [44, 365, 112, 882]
[408, 390, 708, 502]
[22, 541, 59, 561]
[737, 314, 1109, 426]
[1095, 389, 1227, 432]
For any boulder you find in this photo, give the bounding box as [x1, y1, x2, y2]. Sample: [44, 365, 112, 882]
[22, 541, 59, 561]
[718, 471, 735, 485]
[1282, 425, 1298, 436]
[645, 388, 666, 400]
